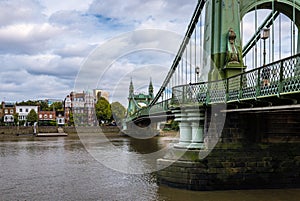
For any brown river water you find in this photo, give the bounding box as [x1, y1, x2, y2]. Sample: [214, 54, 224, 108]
[0, 133, 300, 201]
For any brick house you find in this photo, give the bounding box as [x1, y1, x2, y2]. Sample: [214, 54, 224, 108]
[1, 102, 16, 124]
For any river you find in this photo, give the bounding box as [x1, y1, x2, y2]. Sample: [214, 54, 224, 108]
[0, 133, 300, 201]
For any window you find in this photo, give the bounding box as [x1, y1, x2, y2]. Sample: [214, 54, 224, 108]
[19, 108, 22, 112]
[49, 114, 52, 118]
[25, 108, 28, 112]
[44, 114, 48, 118]
[39, 114, 42, 118]
[10, 109, 13, 114]
[4, 109, 8, 114]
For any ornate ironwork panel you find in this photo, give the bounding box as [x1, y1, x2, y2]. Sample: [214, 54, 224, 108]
[283, 56, 300, 93]
[241, 70, 257, 99]
[208, 80, 227, 103]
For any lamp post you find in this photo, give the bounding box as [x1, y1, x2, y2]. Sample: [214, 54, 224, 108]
[261, 28, 270, 66]
[195, 66, 200, 83]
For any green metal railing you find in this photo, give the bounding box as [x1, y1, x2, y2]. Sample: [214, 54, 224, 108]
[128, 98, 172, 121]
[173, 53, 300, 105]
[128, 54, 300, 121]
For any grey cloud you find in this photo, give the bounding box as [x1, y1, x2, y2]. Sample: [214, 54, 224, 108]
[0, 0, 46, 26]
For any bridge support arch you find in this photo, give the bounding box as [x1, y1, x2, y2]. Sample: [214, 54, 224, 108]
[239, 0, 300, 54]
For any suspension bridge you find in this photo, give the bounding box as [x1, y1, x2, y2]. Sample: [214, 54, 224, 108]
[122, 0, 300, 191]
[125, 0, 300, 146]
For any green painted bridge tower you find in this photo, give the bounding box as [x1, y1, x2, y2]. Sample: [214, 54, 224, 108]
[204, 0, 246, 81]
[126, 79, 154, 117]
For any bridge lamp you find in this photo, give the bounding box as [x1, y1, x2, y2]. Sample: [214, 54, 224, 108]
[261, 28, 270, 66]
[195, 66, 200, 82]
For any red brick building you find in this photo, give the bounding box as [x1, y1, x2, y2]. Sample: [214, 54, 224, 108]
[38, 111, 56, 123]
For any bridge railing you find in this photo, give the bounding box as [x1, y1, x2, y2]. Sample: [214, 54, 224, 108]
[172, 53, 300, 105]
[127, 99, 172, 121]
[128, 54, 300, 120]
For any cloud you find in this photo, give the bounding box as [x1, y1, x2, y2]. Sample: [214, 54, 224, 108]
[88, 0, 197, 31]
[39, 0, 93, 16]
[0, 23, 64, 54]
[0, 69, 72, 101]
[0, 0, 46, 26]
[0, 0, 297, 105]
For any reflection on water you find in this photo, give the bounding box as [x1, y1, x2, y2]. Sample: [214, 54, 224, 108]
[0, 134, 300, 201]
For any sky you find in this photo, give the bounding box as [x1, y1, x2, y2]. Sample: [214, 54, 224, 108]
[0, 0, 198, 106]
[0, 0, 297, 107]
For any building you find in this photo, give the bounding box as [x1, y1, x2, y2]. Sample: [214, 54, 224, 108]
[93, 89, 109, 102]
[63, 89, 109, 126]
[64, 95, 72, 124]
[66, 91, 97, 126]
[1, 102, 16, 124]
[16, 105, 39, 122]
[56, 112, 65, 126]
[38, 111, 56, 125]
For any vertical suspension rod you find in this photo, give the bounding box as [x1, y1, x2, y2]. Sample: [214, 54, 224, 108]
[242, 11, 279, 58]
[150, 0, 206, 106]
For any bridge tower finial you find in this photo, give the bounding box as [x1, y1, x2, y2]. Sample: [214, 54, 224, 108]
[149, 77, 154, 98]
[129, 78, 134, 96]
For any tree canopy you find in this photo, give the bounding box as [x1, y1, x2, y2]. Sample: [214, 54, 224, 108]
[49, 102, 63, 111]
[26, 109, 38, 124]
[95, 97, 112, 124]
[111, 102, 126, 125]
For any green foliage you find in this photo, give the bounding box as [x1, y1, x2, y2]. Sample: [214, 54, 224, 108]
[0, 117, 3, 126]
[13, 113, 19, 125]
[16, 100, 39, 106]
[111, 102, 126, 124]
[95, 97, 112, 124]
[39, 101, 50, 111]
[49, 120, 57, 126]
[16, 100, 63, 112]
[26, 109, 38, 124]
[170, 120, 179, 131]
[50, 102, 63, 111]
[68, 111, 74, 126]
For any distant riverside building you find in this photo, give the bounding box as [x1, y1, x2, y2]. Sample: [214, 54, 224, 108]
[56, 112, 65, 126]
[93, 89, 109, 102]
[1, 102, 16, 124]
[38, 111, 56, 124]
[16, 105, 39, 122]
[64, 95, 72, 125]
[64, 90, 108, 126]
[65, 89, 108, 126]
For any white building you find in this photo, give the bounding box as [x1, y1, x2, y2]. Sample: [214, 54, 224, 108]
[56, 113, 65, 126]
[16, 106, 39, 121]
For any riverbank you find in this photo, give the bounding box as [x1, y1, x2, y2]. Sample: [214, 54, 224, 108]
[0, 126, 178, 138]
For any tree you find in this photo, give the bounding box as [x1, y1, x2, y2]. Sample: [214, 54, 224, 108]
[50, 102, 63, 111]
[26, 109, 38, 125]
[95, 97, 111, 124]
[39, 101, 50, 111]
[13, 113, 19, 125]
[111, 102, 126, 125]
[68, 111, 74, 126]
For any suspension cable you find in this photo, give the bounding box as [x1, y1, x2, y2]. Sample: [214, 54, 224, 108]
[150, 0, 207, 106]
